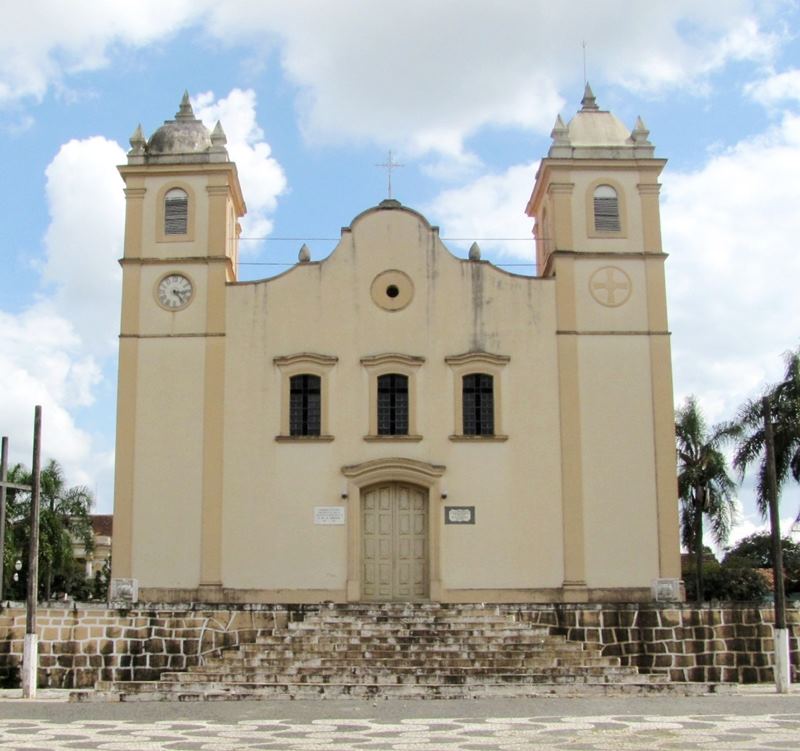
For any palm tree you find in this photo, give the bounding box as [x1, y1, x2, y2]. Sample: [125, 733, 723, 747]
[675, 397, 739, 603]
[4, 459, 94, 600]
[734, 348, 800, 521]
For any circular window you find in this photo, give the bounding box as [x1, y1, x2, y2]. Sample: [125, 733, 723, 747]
[370, 270, 414, 311]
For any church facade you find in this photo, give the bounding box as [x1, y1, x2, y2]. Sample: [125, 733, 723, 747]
[110, 88, 681, 604]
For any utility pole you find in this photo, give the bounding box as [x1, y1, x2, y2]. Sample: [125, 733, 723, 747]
[22, 406, 42, 699]
[0, 437, 34, 603]
[763, 396, 790, 693]
[0, 437, 8, 603]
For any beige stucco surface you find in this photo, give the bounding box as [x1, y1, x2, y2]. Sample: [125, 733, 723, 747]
[112, 92, 681, 603]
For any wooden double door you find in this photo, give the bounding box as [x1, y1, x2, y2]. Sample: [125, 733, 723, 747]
[362, 483, 428, 601]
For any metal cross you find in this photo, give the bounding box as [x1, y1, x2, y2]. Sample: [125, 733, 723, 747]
[375, 150, 404, 199]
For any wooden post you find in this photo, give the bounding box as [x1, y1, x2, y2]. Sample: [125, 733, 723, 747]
[22, 406, 41, 699]
[0, 436, 7, 602]
[763, 396, 790, 692]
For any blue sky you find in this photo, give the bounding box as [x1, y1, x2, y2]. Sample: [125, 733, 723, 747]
[1, 1, 799, 550]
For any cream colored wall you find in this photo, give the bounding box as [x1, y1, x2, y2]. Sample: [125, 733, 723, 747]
[140, 174, 209, 258]
[578, 336, 660, 586]
[131, 338, 205, 587]
[221, 207, 565, 594]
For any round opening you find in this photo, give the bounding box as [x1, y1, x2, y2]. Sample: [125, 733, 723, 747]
[385, 284, 400, 298]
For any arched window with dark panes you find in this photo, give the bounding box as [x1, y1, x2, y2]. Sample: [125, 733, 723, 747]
[593, 184, 621, 232]
[377, 373, 408, 435]
[164, 188, 189, 235]
[463, 373, 494, 436]
[289, 374, 321, 436]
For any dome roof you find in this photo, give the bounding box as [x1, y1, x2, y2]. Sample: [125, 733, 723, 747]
[146, 92, 212, 156]
[546, 84, 655, 159]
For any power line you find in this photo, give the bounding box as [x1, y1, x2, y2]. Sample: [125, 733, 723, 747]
[238, 261, 536, 268]
[238, 236, 534, 242]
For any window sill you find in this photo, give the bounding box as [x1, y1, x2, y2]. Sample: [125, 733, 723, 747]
[275, 435, 335, 443]
[449, 434, 509, 442]
[363, 434, 423, 442]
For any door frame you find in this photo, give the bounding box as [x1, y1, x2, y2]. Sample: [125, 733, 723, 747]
[341, 457, 445, 602]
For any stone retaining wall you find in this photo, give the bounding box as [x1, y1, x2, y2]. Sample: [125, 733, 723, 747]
[0, 604, 288, 689]
[0, 602, 797, 689]
[512, 603, 800, 684]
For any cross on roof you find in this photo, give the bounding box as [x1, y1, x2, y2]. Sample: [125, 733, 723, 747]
[375, 150, 404, 199]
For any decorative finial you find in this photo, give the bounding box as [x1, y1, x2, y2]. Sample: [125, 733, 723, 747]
[176, 90, 195, 121]
[550, 114, 569, 145]
[298, 244, 311, 263]
[581, 82, 599, 111]
[211, 121, 227, 149]
[468, 242, 481, 261]
[630, 116, 651, 144]
[128, 124, 146, 155]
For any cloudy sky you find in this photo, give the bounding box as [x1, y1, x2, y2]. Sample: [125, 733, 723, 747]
[1, 0, 798, 549]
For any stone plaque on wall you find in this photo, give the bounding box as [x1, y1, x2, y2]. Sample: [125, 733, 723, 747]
[109, 577, 138, 604]
[445, 506, 475, 524]
[314, 506, 346, 525]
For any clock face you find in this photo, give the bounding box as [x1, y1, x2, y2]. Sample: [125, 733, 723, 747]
[156, 273, 193, 310]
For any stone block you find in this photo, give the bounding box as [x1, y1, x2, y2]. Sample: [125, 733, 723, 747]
[669, 668, 687, 682]
[660, 609, 681, 627]
[654, 654, 673, 668]
[637, 610, 660, 628]
[165, 639, 182, 655]
[741, 666, 760, 683]
[145, 638, 164, 653]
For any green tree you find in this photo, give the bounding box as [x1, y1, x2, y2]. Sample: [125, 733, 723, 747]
[675, 396, 739, 603]
[3, 459, 94, 600]
[734, 349, 800, 519]
[724, 532, 800, 594]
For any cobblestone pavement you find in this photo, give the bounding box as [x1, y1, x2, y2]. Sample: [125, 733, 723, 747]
[0, 712, 798, 750]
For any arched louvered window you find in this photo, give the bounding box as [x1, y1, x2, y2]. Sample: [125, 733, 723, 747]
[462, 373, 494, 436]
[289, 374, 321, 436]
[593, 184, 621, 232]
[164, 188, 189, 235]
[377, 373, 408, 435]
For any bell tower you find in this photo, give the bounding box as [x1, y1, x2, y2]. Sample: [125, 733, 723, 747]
[111, 93, 246, 601]
[526, 85, 681, 601]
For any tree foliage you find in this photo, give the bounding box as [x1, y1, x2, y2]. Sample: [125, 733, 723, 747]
[675, 396, 739, 602]
[733, 348, 800, 519]
[2, 459, 94, 600]
[723, 532, 800, 594]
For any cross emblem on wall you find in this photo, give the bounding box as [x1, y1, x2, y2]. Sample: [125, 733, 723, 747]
[589, 266, 632, 307]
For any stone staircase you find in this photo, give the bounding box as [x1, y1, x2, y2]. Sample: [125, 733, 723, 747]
[79, 603, 677, 701]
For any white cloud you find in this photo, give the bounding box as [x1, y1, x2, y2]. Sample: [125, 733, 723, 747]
[193, 89, 287, 243]
[42, 136, 126, 357]
[0, 135, 126, 508]
[202, 1, 777, 155]
[425, 161, 538, 263]
[0, 307, 98, 475]
[745, 68, 800, 107]
[0, 2, 781, 159]
[663, 112, 800, 425]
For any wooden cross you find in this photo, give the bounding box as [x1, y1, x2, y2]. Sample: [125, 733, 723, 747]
[375, 150, 404, 199]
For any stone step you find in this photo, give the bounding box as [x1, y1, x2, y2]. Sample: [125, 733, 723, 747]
[251, 634, 580, 649]
[88, 675, 678, 702]
[202, 652, 615, 669]
[162, 666, 644, 685]
[82, 603, 670, 701]
[288, 618, 549, 630]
